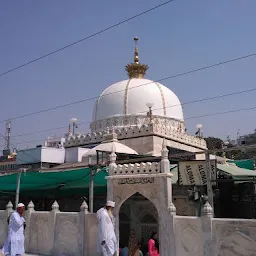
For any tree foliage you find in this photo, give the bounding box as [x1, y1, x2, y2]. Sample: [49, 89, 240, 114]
[204, 136, 255, 160]
[204, 137, 223, 150]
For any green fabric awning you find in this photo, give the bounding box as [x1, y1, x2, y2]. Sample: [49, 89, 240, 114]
[1, 164, 255, 196]
[227, 159, 254, 170]
[170, 165, 178, 184]
[217, 164, 256, 181]
[0, 168, 108, 195]
[0, 165, 179, 197]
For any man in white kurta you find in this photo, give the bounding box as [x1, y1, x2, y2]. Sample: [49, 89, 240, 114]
[97, 201, 117, 256]
[2, 203, 26, 256]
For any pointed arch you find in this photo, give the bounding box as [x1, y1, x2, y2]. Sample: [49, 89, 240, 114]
[115, 189, 160, 218]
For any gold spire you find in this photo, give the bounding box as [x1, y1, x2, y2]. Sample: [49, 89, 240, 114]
[125, 37, 148, 78]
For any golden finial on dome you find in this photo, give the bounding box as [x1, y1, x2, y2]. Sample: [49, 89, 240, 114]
[125, 37, 148, 79]
[134, 37, 139, 64]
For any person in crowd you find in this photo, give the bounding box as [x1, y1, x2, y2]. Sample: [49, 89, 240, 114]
[120, 244, 129, 256]
[97, 201, 117, 256]
[2, 203, 26, 256]
[134, 242, 143, 256]
[128, 229, 144, 256]
[148, 232, 159, 256]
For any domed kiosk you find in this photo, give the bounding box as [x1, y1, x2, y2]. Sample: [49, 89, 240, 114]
[91, 37, 184, 132]
[65, 38, 206, 157]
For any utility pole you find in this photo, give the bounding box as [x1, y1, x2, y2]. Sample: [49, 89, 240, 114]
[15, 170, 21, 209]
[252, 177, 256, 218]
[15, 168, 27, 209]
[205, 151, 214, 213]
[3, 120, 11, 157]
[5, 120, 11, 151]
[88, 155, 94, 213]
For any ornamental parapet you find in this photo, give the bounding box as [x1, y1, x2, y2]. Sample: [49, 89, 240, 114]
[90, 115, 184, 133]
[64, 115, 207, 149]
[113, 162, 160, 175]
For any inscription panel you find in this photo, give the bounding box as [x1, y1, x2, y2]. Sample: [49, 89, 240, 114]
[118, 177, 155, 185]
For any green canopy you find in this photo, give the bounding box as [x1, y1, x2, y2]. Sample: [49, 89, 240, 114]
[0, 168, 108, 196]
[0, 165, 180, 197]
[227, 159, 254, 170]
[217, 164, 256, 181]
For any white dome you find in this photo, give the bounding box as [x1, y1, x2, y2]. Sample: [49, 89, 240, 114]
[83, 141, 138, 157]
[93, 78, 184, 122]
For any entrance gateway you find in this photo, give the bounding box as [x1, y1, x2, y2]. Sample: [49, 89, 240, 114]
[106, 140, 176, 256]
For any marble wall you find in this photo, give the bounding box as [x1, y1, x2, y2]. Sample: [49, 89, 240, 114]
[1, 201, 256, 256]
[0, 202, 12, 247]
[28, 212, 53, 255]
[174, 216, 203, 256]
[0, 200, 98, 256]
[0, 211, 7, 246]
[54, 213, 80, 255]
[212, 219, 256, 256]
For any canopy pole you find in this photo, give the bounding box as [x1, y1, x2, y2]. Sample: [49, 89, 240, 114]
[15, 171, 21, 209]
[206, 152, 214, 214]
[89, 168, 94, 213]
[88, 155, 94, 213]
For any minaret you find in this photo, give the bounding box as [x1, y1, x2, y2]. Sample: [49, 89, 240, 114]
[68, 124, 71, 136]
[125, 37, 149, 78]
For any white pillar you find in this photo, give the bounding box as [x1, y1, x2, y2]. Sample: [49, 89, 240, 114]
[50, 201, 60, 255]
[160, 139, 170, 173]
[25, 201, 35, 252]
[79, 201, 88, 255]
[107, 144, 117, 201]
[108, 144, 117, 176]
[6, 201, 13, 216]
[201, 201, 213, 256]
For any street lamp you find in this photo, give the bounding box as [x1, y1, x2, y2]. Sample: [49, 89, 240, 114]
[146, 103, 154, 123]
[222, 140, 230, 161]
[196, 124, 203, 137]
[71, 118, 78, 134]
[223, 141, 230, 147]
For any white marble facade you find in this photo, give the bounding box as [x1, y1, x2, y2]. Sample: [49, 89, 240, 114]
[64, 45, 207, 156]
[1, 188, 256, 256]
[64, 120, 206, 157]
[1, 148, 256, 256]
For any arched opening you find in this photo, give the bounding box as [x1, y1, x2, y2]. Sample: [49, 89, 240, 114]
[119, 192, 158, 255]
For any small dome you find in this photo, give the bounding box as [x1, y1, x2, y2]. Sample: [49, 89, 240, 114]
[83, 141, 138, 157]
[93, 78, 184, 122]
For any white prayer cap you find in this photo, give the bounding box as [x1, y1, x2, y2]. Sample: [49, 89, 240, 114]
[17, 203, 25, 208]
[106, 201, 115, 208]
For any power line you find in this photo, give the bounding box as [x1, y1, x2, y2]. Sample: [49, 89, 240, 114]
[2, 86, 256, 141]
[1, 51, 256, 124]
[12, 125, 69, 138]
[0, 1, 174, 78]
[2, 104, 256, 149]
[186, 105, 256, 120]
[1, 103, 256, 165]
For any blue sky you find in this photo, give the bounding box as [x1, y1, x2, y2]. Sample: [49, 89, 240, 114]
[1, 0, 256, 149]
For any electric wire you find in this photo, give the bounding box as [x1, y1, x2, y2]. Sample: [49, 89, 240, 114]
[0, 0, 174, 78]
[0, 52, 256, 124]
[2, 85, 256, 142]
[1, 104, 256, 149]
